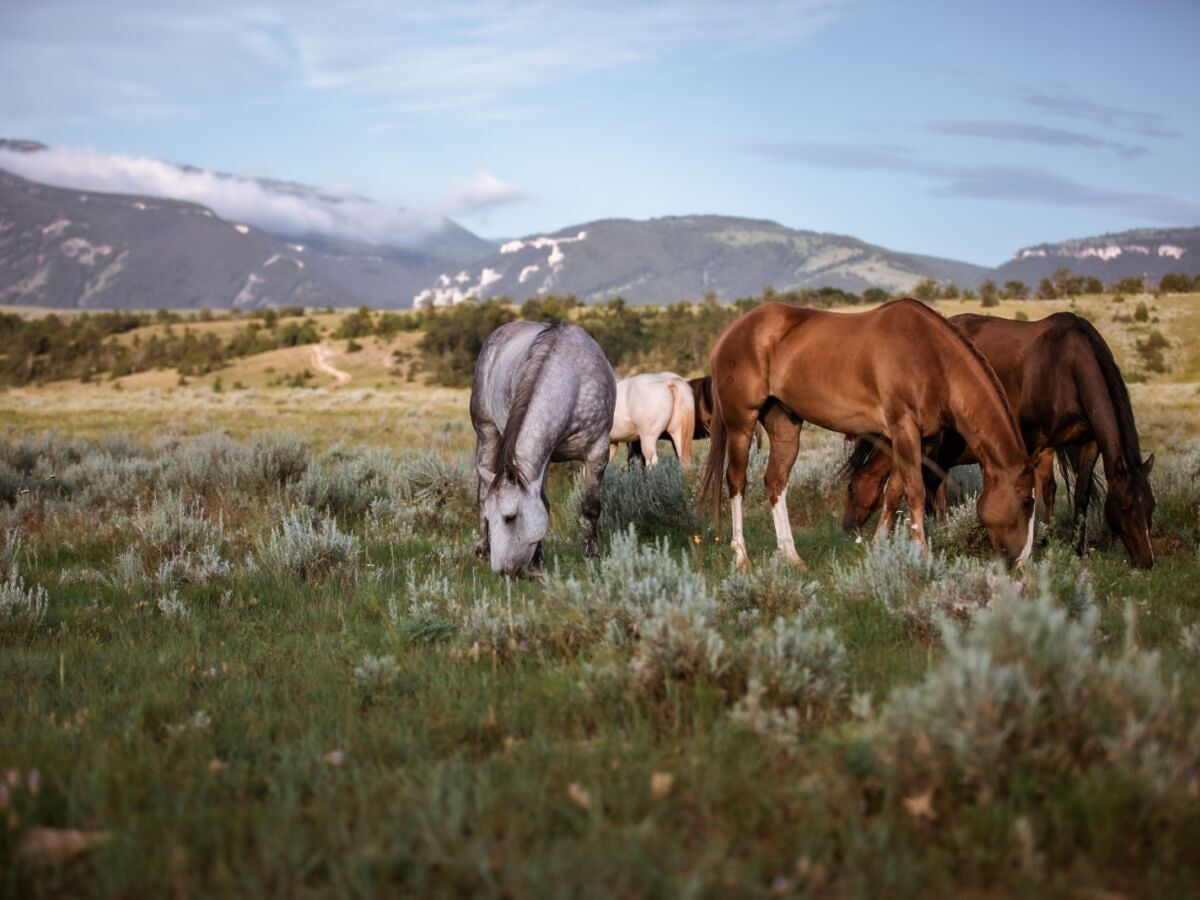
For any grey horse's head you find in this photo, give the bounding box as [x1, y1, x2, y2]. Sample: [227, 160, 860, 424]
[478, 464, 548, 577]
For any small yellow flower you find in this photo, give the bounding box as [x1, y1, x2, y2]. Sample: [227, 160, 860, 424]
[650, 772, 674, 799]
[566, 782, 591, 810]
[692, 534, 702, 545]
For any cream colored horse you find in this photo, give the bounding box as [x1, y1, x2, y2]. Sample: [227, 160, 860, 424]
[609, 373, 696, 467]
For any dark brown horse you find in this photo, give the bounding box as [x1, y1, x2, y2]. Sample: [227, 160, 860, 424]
[700, 300, 1036, 569]
[842, 312, 1155, 567]
[843, 435, 1060, 527]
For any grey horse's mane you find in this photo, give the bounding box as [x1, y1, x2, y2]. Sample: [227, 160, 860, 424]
[497, 323, 562, 484]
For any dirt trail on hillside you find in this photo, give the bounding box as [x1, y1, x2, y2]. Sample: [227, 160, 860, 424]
[310, 344, 351, 386]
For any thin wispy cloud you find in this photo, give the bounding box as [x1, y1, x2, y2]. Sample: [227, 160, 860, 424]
[0, 146, 524, 244]
[0, 0, 847, 126]
[922, 120, 1148, 159]
[1014, 83, 1182, 139]
[290, 1, 843, 106]
[749, 140, 1200, 223]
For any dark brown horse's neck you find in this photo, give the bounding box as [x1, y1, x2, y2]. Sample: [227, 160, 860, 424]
[942, 341, 1026, 473]
[1073, 353, 1133, 481]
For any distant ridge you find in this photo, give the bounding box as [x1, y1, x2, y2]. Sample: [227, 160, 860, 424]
[2, 139, 1197, 310]
[995, 227, 1200, 286]
[413, 215, 990, 307]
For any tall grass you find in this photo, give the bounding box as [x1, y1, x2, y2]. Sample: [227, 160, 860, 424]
[1, 428, 1198, 896]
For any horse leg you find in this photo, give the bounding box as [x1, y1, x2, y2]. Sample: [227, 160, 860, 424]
[580, 439, 610, 559]
[725, 426, 755, 571]
[627, 439, 645, 468]
[880, 419, 928, 552]
[1036, 449, 1056, 524]
[1073, 442, 1100, 555]
[473, 424, 500, 559]
[761, 404, 805, 567]
[932, 481, 949, 522]
[873, 466, 905, 543]
[639, 430, 660, 467]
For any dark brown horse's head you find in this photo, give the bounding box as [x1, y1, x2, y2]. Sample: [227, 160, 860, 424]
[842, 448, 890, 532]
[1105, 453, 1156, 568]
[977, 460, 1037, 565]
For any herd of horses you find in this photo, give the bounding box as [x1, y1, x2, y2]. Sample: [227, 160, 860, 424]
[470, 300, 1156, 578]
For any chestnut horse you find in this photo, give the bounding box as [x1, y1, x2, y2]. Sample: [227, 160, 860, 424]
[842, 312, 1155, 567]
[700, 300, 1036, 569]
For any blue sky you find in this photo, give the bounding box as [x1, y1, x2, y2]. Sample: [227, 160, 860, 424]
[1, 0, 1197, 264]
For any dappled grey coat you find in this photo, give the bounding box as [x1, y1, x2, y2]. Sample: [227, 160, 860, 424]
[470, 321, 616, 576]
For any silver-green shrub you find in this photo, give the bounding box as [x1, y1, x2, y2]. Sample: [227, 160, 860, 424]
[251, 432, 311, 487]
[249, 510, 360, 581]
[0, 564, 48, 624]
[354, 652, 402, 691]
[542, 526, 710, 644]
[158, 432, 255, 495]
[628, 589, 728, 695]
[878, 576, 1199, 801]
[578, 457, 696, 542]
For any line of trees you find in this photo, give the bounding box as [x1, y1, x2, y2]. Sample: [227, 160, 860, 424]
[4, 266, 1198, 388]
[914, 268, 1200, 304]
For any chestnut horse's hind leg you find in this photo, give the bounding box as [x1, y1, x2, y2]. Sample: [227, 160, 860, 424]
[761, 403, 805, 567]
[725, 425, 756, 570]
[874, 419, 928, 553]
[874, 470, 905, 543]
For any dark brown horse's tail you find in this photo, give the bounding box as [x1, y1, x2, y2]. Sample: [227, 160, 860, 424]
[699, 383, 727, 528]
[1055, 445, 1102, 506]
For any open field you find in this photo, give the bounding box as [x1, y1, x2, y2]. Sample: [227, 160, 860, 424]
[2, 297, 1200, 896]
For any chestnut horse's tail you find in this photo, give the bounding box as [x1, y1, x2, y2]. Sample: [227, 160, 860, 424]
[699, 383, 727, 527]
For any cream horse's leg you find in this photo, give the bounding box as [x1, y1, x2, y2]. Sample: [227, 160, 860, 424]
[638, 429, 660, 466]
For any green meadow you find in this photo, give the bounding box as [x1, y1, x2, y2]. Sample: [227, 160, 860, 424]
[2, 295, 1199, 897]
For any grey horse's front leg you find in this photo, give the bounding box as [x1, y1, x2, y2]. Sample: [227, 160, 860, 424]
[580, 439, 610, 559]
[474, 425, 500, 559]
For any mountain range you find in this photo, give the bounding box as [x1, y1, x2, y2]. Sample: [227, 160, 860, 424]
[1, 139, 1196, 310]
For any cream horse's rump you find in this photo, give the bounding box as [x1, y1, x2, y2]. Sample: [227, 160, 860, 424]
[609, 372, 696, 466]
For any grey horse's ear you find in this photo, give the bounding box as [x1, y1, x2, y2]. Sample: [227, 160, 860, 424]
[478, 464, 496, 487]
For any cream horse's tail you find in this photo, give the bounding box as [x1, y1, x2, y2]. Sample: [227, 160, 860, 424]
[667, 380, 695, 467]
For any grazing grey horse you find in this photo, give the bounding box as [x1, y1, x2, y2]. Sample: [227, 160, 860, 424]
[470, 321, 617, 576]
